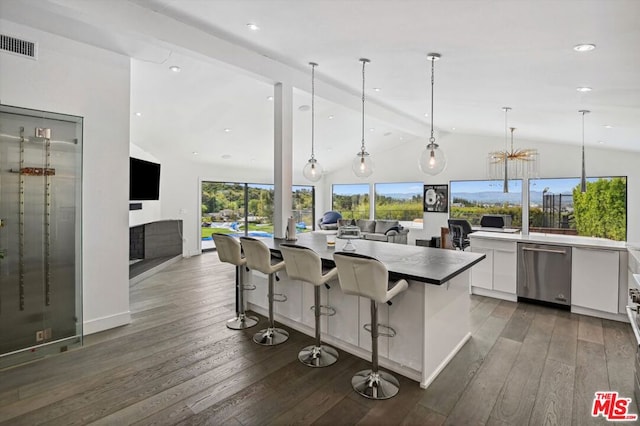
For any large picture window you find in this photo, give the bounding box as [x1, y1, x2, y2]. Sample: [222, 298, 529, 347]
[450, 179, 523, 226]
[201, 182, 315, 250]
[529, 177, 626, 240]
[374, 182, 423, 220]
[332, 184, 369, 220]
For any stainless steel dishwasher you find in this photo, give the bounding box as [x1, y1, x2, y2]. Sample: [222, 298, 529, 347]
[517, 243, 572, 307]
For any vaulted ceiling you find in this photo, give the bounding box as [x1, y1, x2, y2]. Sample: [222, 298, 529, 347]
[3, 0, 639, 174]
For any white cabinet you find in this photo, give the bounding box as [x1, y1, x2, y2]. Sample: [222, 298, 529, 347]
[470, 238, 517, 297]
[571, 247, 619, 314]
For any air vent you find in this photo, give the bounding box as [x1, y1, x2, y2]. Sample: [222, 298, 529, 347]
[0, 34, 37, 59]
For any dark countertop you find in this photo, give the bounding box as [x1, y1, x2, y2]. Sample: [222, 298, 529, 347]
[257, 232, 485, 285]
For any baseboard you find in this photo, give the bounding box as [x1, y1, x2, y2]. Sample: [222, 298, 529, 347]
[471, 286, 517, 302]
[571, 305, 629, 323]
[420, 332, 471, 389]
[83, 311, 131, 335]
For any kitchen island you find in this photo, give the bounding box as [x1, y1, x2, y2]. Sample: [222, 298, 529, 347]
[244, 232, 485, 389]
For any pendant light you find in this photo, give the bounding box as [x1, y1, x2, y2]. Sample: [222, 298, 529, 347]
[419, 53, 446, 175]
[352, 58, 374, 178]
[302, 62, 323, 182]
[579, 109, 590, 193]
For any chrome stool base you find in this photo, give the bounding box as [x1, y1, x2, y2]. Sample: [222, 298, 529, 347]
[253, 327, 289, 346]
[226, 314, 259, 330]
[298, 344, 339, 368]
[351, 369, 400, 400]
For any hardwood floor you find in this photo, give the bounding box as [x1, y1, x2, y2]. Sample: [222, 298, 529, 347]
[1, 253, 638, 425]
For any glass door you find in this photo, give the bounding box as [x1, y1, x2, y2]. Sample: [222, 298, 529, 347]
[0, 104, 82, 367]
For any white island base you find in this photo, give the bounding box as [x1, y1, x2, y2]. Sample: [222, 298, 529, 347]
[245, 269, 471, 389]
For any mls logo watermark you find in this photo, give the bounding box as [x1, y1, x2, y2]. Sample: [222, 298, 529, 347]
[592, 391, 638, 421]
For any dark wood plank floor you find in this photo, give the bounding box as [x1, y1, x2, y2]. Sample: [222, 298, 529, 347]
[1, 253, 638, 425]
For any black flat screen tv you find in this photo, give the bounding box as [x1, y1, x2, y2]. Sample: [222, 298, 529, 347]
[130, 157, 161, 200]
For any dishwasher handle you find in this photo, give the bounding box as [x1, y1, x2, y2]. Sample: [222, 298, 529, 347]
[521, 247, 568, 255]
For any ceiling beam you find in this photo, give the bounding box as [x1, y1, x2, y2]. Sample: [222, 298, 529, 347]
[5, 0, 432, 138]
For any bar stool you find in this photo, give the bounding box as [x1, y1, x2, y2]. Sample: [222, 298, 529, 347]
[240, 237, 289, 346]
[280, 244, 339, 368]
[333, 251, 408, 400]
[211, 234, 258, 330]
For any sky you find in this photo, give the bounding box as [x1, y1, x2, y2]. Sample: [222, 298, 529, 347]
[451, 177, 615, 195]
[333, 182, 423, 196]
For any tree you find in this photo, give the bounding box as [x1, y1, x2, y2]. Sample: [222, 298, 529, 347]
[572, 177, 626, 241]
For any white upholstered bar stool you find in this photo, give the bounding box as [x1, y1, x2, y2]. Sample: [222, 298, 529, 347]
[240, 237, 289, 346]
[279, 244, 339, 368]
[211, 234, 258, 330]
[333, 252, 408, 400]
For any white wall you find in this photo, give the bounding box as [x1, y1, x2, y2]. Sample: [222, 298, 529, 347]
[0, 20, 131, 334]
[129, 144, 162, 226]
[323, 132, 640, 244]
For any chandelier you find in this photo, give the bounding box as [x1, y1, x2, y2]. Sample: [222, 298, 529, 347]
[487, 107, 539, 192]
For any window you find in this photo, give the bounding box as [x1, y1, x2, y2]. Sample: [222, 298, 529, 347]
[374, 182, 423, 220]
[201, 181, 315, 250]
[529, 177, 626, 240]
[450, 179, 523, 226]
[332, 184, 369, 220]
[292, 185, 314, 232]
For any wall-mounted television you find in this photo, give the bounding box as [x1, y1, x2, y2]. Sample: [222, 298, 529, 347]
[130, 157, 161, 200]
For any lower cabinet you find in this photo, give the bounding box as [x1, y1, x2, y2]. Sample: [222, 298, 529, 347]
[571, 247, 620, 314]
[470, 239, 517, 296]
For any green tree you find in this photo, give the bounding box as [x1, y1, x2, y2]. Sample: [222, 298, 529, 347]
[573, 177, 627, 241]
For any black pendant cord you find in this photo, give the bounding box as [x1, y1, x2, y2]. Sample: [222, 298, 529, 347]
[361, 59, 366, 153]
[429, 56, 435, 144]
[310, 62, 316, 160]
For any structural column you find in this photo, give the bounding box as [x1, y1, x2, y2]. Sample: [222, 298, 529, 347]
[273, 82, 293, 238]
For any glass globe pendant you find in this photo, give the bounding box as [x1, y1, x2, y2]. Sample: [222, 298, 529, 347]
[419, 53, 446, 175]
[303, 157, 322, 182]
[303, 62, 323, 182]
[419, 140, 446, 175]
[353, 58, 374, 178]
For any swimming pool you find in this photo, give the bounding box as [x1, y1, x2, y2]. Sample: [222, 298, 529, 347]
[202, 230, 273, 240]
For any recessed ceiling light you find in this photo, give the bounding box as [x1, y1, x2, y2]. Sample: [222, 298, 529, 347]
[192, 151, 199, 155]
[247, 23, 260, 31]
[328, 115, 334, 120]
[373, 87, 381, 92]
[452, 127, 456, 131]
[424, 113, 429, 117]
[169, 65, 181, 72]
[221, 154, 232, 159]
[574, 43, 596, 52]
[298, 105, 310, 111]
[603, 125, 613, 129]
[577, 87, 592, 92]
[598, 140, 605, 144]
[267, 96, 274, 101]
[135, 112, 142, 117]
[224, 128, 232, 133]
[369, 128, 375, 132]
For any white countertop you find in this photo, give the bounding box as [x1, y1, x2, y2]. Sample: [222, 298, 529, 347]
[469, 231, 628, 251]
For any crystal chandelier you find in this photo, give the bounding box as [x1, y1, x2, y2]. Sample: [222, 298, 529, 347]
[419, 53, 446, 175]
[487, 107, 539, 193]
[352, 58, 374, 178]
[302, 62, 323, 182]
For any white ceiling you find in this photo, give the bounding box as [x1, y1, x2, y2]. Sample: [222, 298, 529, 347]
[4, 0, 640, 174]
